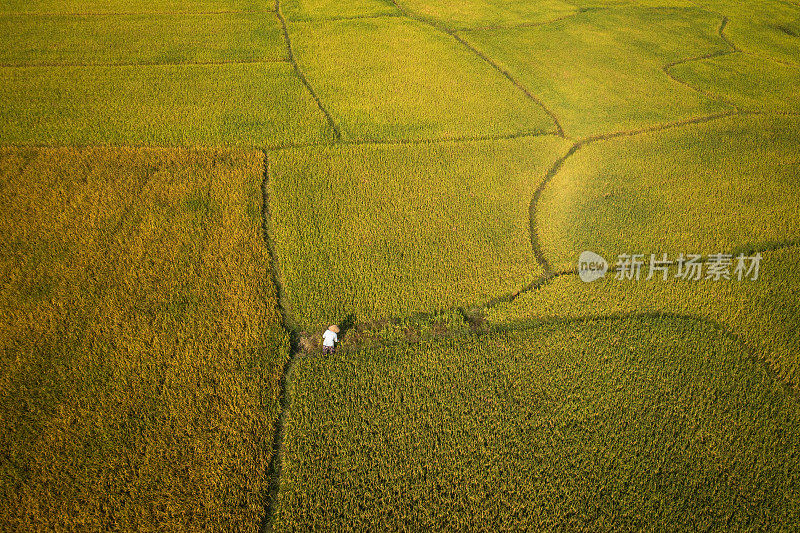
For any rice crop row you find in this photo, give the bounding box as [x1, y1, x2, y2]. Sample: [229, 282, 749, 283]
[267, 136, 572, 330]
[275, 317, 800, 530]
[0, 147, 288, 530]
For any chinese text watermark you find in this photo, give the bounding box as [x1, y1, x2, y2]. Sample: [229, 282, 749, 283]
[578, 251, 761, 283]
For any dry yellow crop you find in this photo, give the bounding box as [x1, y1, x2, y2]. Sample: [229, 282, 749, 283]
[0, 147, 288, 530]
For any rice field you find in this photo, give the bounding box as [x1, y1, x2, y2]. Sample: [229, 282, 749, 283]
[395, 0, 577, 30]
[0, 63, 334, 146]
[275, 318, 800, 530]
[670, 54, 800, 113]
[287, 17, 556, 141]
[0, 0, 271, 14]
[458, 6, 733, 137]
[0, 148, 288, 529]
[1, 0, 799, 529]
[281, 0, 397, 20]
[713, 0, 800, 65]
[488, 245, 800, 385]
[267, 136, 571, 329]
[0, 13, 287, 65]
[537, 114, 800, 270]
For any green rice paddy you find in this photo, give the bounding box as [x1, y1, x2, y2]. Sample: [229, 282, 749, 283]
[1, 0, 798, 529]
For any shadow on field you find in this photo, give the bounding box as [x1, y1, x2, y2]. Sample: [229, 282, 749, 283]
[338, 313, 356, 341]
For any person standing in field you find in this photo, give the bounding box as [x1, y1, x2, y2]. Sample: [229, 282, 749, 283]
[322, 325, 339, 355]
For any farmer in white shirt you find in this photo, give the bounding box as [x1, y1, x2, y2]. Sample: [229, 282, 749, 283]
[322, 325, 339, 355]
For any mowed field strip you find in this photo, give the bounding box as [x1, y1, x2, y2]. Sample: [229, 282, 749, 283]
[1, 0, 800, 529]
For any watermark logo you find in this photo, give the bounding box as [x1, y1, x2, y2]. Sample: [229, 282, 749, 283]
[578, 251, 608, 283]
[578, 251, 762, 283]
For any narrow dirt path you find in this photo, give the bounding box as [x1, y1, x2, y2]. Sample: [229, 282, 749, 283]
[259, 154, 302, 533]
[274, 0, 342, 140]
